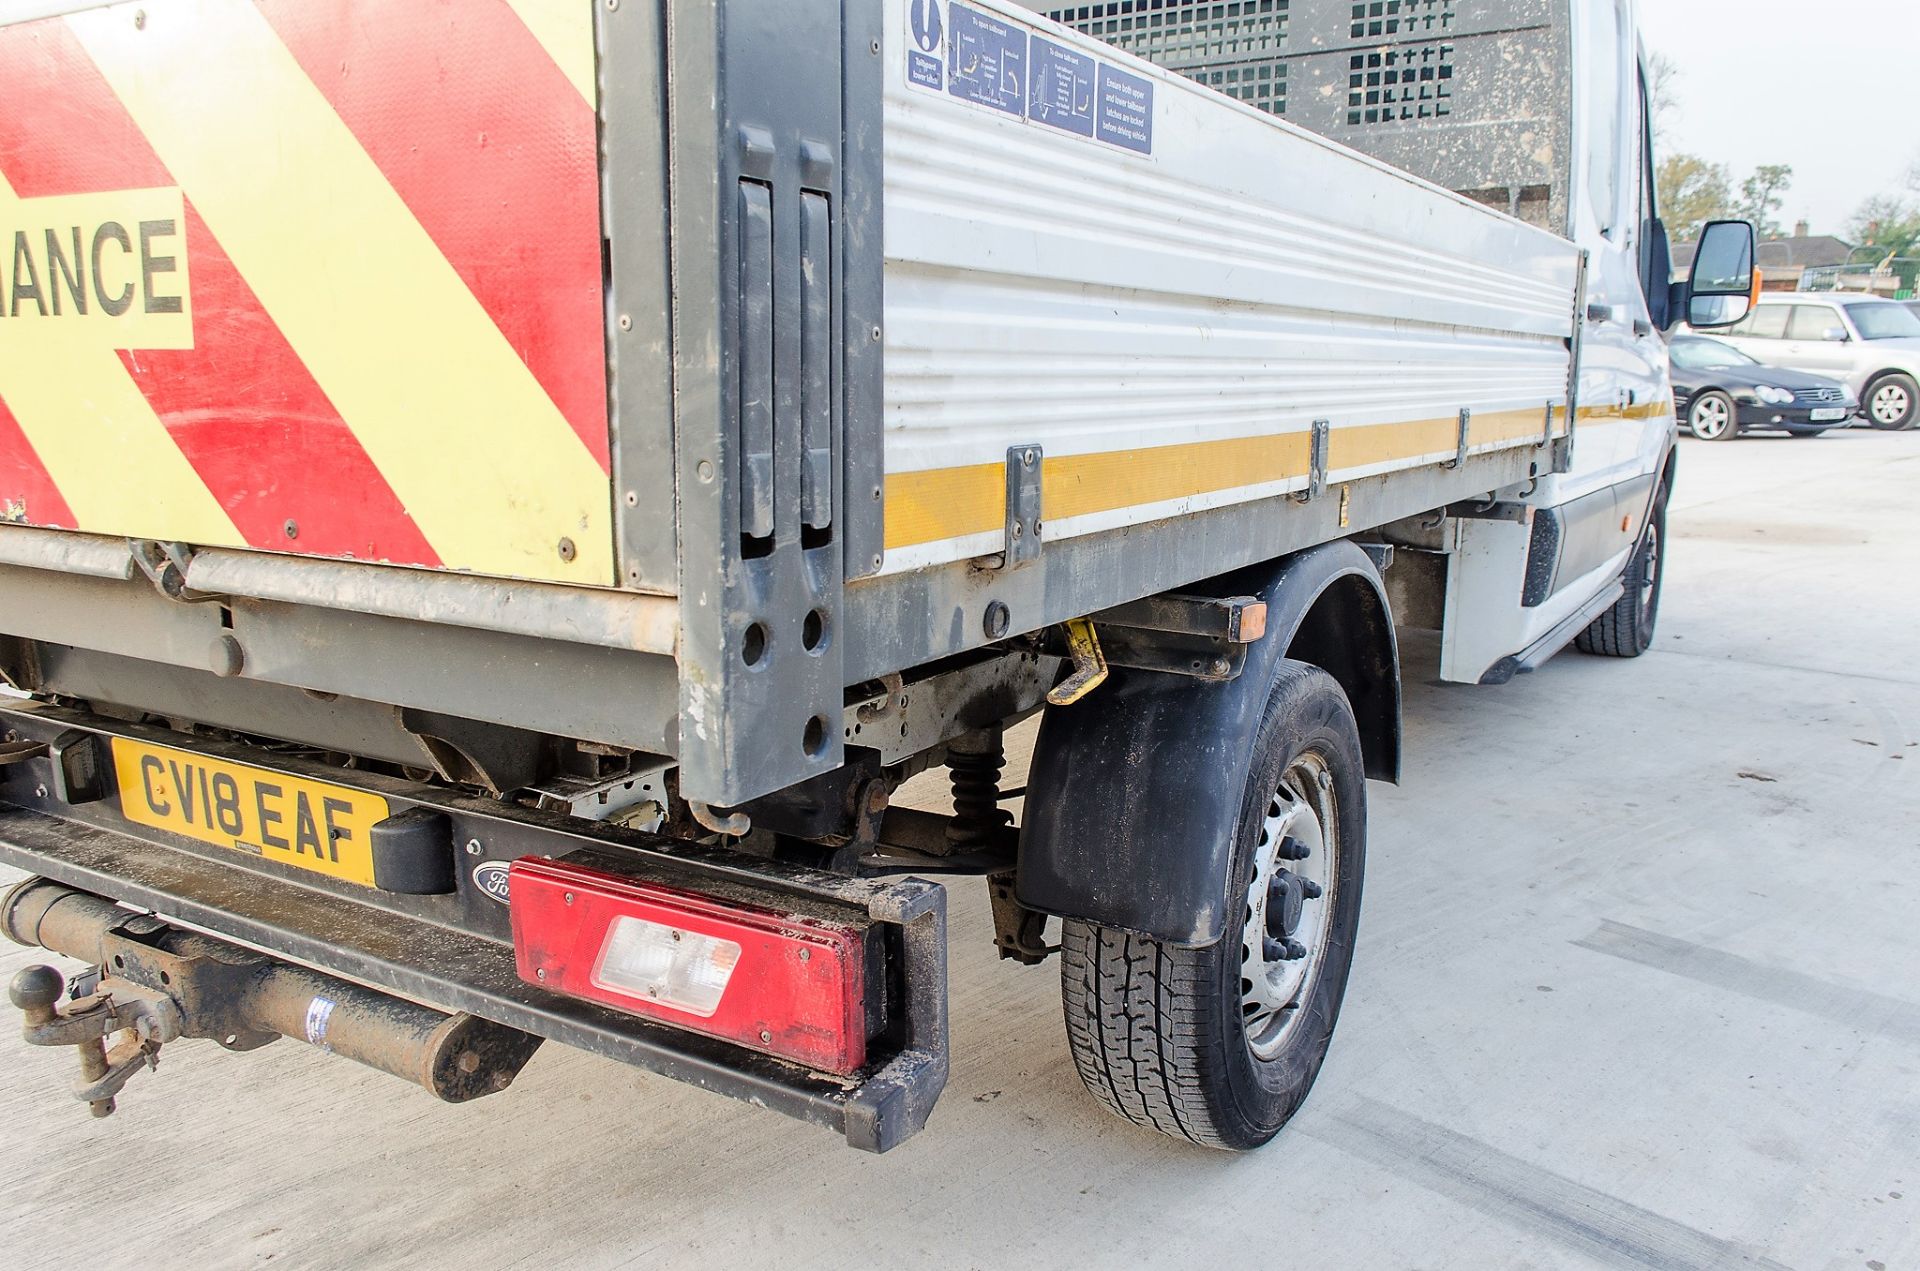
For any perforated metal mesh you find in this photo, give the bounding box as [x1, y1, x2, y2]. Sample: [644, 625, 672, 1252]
[1044, 1, 1292, 116]
[1345, 42, 1453, 126]
[1348, 0, 1455, 40]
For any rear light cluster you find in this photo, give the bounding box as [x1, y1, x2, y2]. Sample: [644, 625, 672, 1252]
[509, 858, 871, 1074]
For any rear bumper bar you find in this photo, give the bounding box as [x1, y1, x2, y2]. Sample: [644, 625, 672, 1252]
[0, 704, 947, 1152]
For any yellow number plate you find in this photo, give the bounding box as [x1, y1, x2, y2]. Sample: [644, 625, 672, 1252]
[111, 739, 389, 888]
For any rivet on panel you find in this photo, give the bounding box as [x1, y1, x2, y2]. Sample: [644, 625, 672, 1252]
[557, 537, 577, 563]
[618, 314, 633, 331]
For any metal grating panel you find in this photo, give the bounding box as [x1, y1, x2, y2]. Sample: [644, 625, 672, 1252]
[1348, 0, 1454, 39]
[1044, 1, 1292, 115]
[1345, 41, 1453, 126]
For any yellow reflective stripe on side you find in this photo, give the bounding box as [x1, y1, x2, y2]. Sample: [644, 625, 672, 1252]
[883, 407, 1573, 553]
[502, 0, 598, 106]
[72, 0, 612, 586]
[0, 171, 242, 546]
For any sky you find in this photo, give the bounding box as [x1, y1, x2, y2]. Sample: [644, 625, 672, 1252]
[1636, 0, 1918, 239]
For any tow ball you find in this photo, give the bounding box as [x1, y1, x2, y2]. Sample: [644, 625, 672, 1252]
[10, 962, 175, 1118]
[5, 878, 542, 1117]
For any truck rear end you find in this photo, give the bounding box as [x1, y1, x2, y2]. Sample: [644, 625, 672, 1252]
[0, 0, 1677, 1151]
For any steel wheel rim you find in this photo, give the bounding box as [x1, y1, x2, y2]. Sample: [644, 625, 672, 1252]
[1873, 384, 1911, 425]
[1240, 751, 1337, 1061]
[1690, 397, 1731, 439]
[1638, 518, 1661, 624]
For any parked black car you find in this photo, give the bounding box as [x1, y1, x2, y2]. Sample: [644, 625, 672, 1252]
[1669, 335, 1859, 440]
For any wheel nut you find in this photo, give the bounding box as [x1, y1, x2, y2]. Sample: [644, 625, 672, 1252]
[1276, 835, 1310, 862]
[1300, 880, 1323, 900]
[1262, 937, 1307, 963]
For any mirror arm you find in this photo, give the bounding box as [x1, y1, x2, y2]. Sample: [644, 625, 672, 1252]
[1662, 281, 1691, 334]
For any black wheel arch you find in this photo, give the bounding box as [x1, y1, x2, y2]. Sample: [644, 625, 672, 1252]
[1016, 541, 1398, 947]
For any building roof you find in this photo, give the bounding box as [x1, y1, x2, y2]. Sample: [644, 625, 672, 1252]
[1757, 235, 1857, 269]
[1672, 229, 1859, 274]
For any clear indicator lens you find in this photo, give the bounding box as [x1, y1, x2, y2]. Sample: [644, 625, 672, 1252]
[591, 916, 741, 1018]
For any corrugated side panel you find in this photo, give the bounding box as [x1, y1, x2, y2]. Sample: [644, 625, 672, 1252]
[0, 0, 612, 587]
[880, 0, 1580, 574]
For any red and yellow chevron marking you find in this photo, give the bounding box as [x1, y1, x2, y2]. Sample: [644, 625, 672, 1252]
[0, 0, 612, 585]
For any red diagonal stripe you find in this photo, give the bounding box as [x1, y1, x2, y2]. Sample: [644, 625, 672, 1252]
[0, 21, 170, 195]
[123, 206, 443, 563]
[261, 0, 612, 470]
[0, 394, 76, 528]
[0, 18, 440, 567]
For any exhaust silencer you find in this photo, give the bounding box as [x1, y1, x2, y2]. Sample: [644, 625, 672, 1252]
[4, 878, 541, 1114]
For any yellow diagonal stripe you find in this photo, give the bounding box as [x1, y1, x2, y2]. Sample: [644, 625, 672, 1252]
[0, 170, 242, 546]
[71, 0, 612, 586]
[503, 0, 598, 106]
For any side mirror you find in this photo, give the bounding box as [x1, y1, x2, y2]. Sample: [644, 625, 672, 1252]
[1681, 220, 1758, 330]
[1822, 328, 1851, 343]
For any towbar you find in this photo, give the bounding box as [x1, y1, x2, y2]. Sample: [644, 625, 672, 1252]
[4, 877, 543, 1115]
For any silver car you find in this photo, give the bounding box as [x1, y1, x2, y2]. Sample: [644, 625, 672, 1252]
[1712, 294, 1920, 430]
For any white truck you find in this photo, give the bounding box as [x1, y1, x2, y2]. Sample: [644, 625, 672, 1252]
[0, 0, 1754, 1151]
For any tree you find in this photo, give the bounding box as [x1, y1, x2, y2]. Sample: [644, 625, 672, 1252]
[1658, 153, 1732, 241]
[1735, 165, 1794, 239]
[1847, 154, 1920, 287]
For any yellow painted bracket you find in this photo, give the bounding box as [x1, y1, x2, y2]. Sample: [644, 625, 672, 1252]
[1046, 618, 1110, 707]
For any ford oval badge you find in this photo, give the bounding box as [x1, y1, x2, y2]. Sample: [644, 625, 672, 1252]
[472, 860, 513, 905]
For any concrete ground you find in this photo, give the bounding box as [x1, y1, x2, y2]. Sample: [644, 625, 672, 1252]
[2, 430, 1916, 1270]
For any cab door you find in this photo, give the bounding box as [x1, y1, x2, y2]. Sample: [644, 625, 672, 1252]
[1565, 0, 1668, 493]
[1439, 0, 1669, 684]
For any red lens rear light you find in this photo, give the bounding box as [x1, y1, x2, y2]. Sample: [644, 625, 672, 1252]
[509, 858, 869, 1074]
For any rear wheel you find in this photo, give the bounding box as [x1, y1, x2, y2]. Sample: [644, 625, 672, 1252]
[1686, 391, 1738, 441]
[1059, 662, 1366, 1150]
[1576, 483, 1667, 658]
[1865, 373, 1917, 431]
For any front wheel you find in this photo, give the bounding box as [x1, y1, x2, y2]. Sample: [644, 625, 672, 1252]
[1686, 391, 1738, 441]
[1059, 661, 1366, 1150]
[1865, 373, 1918, 431]
[1576, 483, 1668, 658]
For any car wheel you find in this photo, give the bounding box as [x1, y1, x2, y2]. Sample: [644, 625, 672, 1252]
[1864, 373, 1918, 431]
[1058, 661, 1366, 1150]
[1576, 481, 1667, 659]
[1686, 391, 1738, 441]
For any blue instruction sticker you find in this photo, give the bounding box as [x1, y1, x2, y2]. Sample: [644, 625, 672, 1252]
[900, 1, 1153, 157]
[1027, 35, 1096, 138]
[907, 0, 944, 89]
[1095, 63, 1154, 154]
[946, 3, 1027, 118]
[908, 49, 942, 90]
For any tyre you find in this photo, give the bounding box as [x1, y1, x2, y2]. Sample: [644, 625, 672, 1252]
[1864, 372, 1918, 431]
[1685, 390, 1738, 441]
[1576, 482, 1668, 658]
[1059, 661, 1366, 1150]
